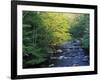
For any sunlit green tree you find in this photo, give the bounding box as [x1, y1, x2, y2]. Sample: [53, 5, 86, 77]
[23, 11, 72, 66]
[40, 12, 72, 45]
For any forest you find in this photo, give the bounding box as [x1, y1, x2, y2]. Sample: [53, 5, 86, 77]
[23, 11, 89, 68]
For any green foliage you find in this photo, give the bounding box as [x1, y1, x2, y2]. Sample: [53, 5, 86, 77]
[69, 14, 89, 49]
[39, 12, 72, 45]
[23, 11, 90, 67]
[23, 11, 51, 66]
[81, 14, 89, 49]
[23, 11, 72, 66]
[81, 34, 89, 48]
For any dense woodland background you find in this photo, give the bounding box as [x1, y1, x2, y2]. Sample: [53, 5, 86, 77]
[22, 11, 89, 68]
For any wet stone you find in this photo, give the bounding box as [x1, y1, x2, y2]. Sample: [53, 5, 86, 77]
[49, 40, 89, 67]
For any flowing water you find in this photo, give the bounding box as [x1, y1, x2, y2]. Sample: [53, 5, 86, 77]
[48, 40, 89, 67]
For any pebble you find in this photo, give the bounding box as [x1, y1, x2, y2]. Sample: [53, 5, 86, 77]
[58, 56, 64, 60]
[49, 64, 55, 67]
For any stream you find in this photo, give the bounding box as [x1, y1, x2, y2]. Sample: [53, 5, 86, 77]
[48, 40, 89, 67]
